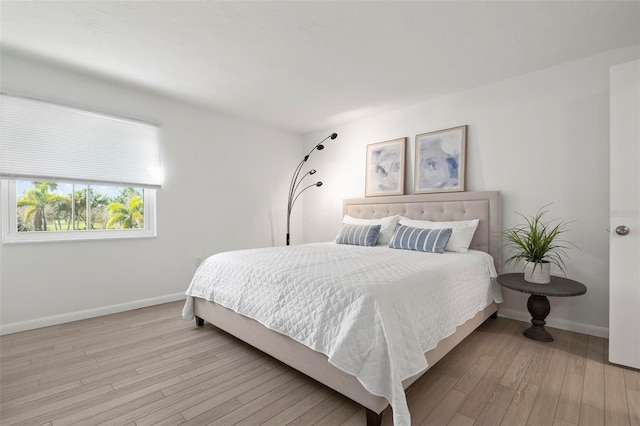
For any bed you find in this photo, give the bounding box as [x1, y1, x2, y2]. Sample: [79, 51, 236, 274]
[183, 191, 501, 426]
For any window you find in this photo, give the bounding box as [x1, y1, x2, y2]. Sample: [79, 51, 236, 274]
[0, 94, 161, 243]
[2, 180, 156, 242]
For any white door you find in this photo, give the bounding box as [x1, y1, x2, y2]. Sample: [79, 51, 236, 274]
[609, 59, 640, 369]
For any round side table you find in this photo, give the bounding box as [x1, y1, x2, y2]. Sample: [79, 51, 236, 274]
[496, 273, 587, 342]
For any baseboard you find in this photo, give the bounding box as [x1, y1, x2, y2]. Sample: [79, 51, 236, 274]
[498, 308, 609, 339]
[0, 292, 187, 335]
[2, 297, 609, 339]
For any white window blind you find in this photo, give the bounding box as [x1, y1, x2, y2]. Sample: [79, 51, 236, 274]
[0, 94, 162, 188]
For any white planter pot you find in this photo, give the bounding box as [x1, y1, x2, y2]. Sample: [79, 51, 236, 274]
[524, 262, 551, 284]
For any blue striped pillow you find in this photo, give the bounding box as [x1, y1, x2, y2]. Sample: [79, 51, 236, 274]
[389, 225, 453, 253]
[336, 223, 381, 247]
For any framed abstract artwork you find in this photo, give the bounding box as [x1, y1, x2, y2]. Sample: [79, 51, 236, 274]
[414, 125, 467, 194]
[365, 137, 406, 197]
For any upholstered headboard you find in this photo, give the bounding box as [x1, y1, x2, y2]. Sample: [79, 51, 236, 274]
[343, 191, 501, 270]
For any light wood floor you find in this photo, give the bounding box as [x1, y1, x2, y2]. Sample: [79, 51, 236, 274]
[1, 301, 638, 426]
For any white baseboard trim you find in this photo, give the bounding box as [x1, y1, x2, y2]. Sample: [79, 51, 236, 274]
[498, 308, 609, 339]
[1, 297, 609, 339]
[0, 293, 187, 336]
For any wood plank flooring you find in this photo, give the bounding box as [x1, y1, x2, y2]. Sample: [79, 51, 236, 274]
[1, 301, 638, 426]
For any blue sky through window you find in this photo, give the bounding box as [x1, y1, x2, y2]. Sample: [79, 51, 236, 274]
[17, 181, 133, 198]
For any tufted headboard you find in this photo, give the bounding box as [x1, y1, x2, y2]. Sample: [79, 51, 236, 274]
[343, 191, 501, 270]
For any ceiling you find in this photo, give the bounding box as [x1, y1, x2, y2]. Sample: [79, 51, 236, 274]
[1, 1, 639, 134]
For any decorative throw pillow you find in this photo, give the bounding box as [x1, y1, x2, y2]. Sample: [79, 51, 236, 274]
[335, 223, 382, 247]
[340, 214, 400, 246]
[398, 217, 479, 252]
[388, 225, 453, 254]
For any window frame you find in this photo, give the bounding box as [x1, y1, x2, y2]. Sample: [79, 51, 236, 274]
[1, 180, 157, 244]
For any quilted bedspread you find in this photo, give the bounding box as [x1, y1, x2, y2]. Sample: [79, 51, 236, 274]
[183, 243, 502, 425]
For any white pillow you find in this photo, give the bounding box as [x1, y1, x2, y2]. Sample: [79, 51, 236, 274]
[339, 214, 400, 246]
[398, 217, 479, 252]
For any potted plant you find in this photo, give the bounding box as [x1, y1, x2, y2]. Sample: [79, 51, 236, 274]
[503, 205, 574, 284]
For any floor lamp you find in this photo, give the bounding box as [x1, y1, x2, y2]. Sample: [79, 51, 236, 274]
[286, 133, 338, 246]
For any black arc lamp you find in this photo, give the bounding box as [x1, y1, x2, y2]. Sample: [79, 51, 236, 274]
[287, 133, 338, 245]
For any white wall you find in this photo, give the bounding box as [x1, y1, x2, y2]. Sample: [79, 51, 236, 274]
[0, 53, 302, 333]
[301, 46, 640, 338]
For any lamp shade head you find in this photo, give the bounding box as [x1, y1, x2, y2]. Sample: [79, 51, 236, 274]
[330, 133, 338, 140]
[309, 169, 317, 174]
[316, 181, 323, 187]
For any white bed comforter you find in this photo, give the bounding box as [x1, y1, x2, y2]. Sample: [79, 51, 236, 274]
[183, 243, 502, 425]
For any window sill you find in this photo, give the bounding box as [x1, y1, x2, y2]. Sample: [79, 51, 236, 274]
[2, 229, 157, 244]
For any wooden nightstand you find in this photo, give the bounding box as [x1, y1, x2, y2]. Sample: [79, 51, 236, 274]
[497, 273, 587, 342]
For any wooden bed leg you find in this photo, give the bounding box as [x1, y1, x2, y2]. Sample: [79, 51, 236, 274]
[490, 311, 498, 319]
[195, 316, 204, 327]
[365, 408, 382, 426]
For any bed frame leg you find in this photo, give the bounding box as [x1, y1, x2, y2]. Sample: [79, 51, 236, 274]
[490, 311, 498, 319]
[195, 316, 204, 327]
[365, 408, 382, 426]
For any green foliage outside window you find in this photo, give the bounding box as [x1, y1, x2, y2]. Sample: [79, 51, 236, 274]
[16, 181, 144, 232]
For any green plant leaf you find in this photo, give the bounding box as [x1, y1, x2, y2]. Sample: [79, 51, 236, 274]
[502, 204, 577, 275]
